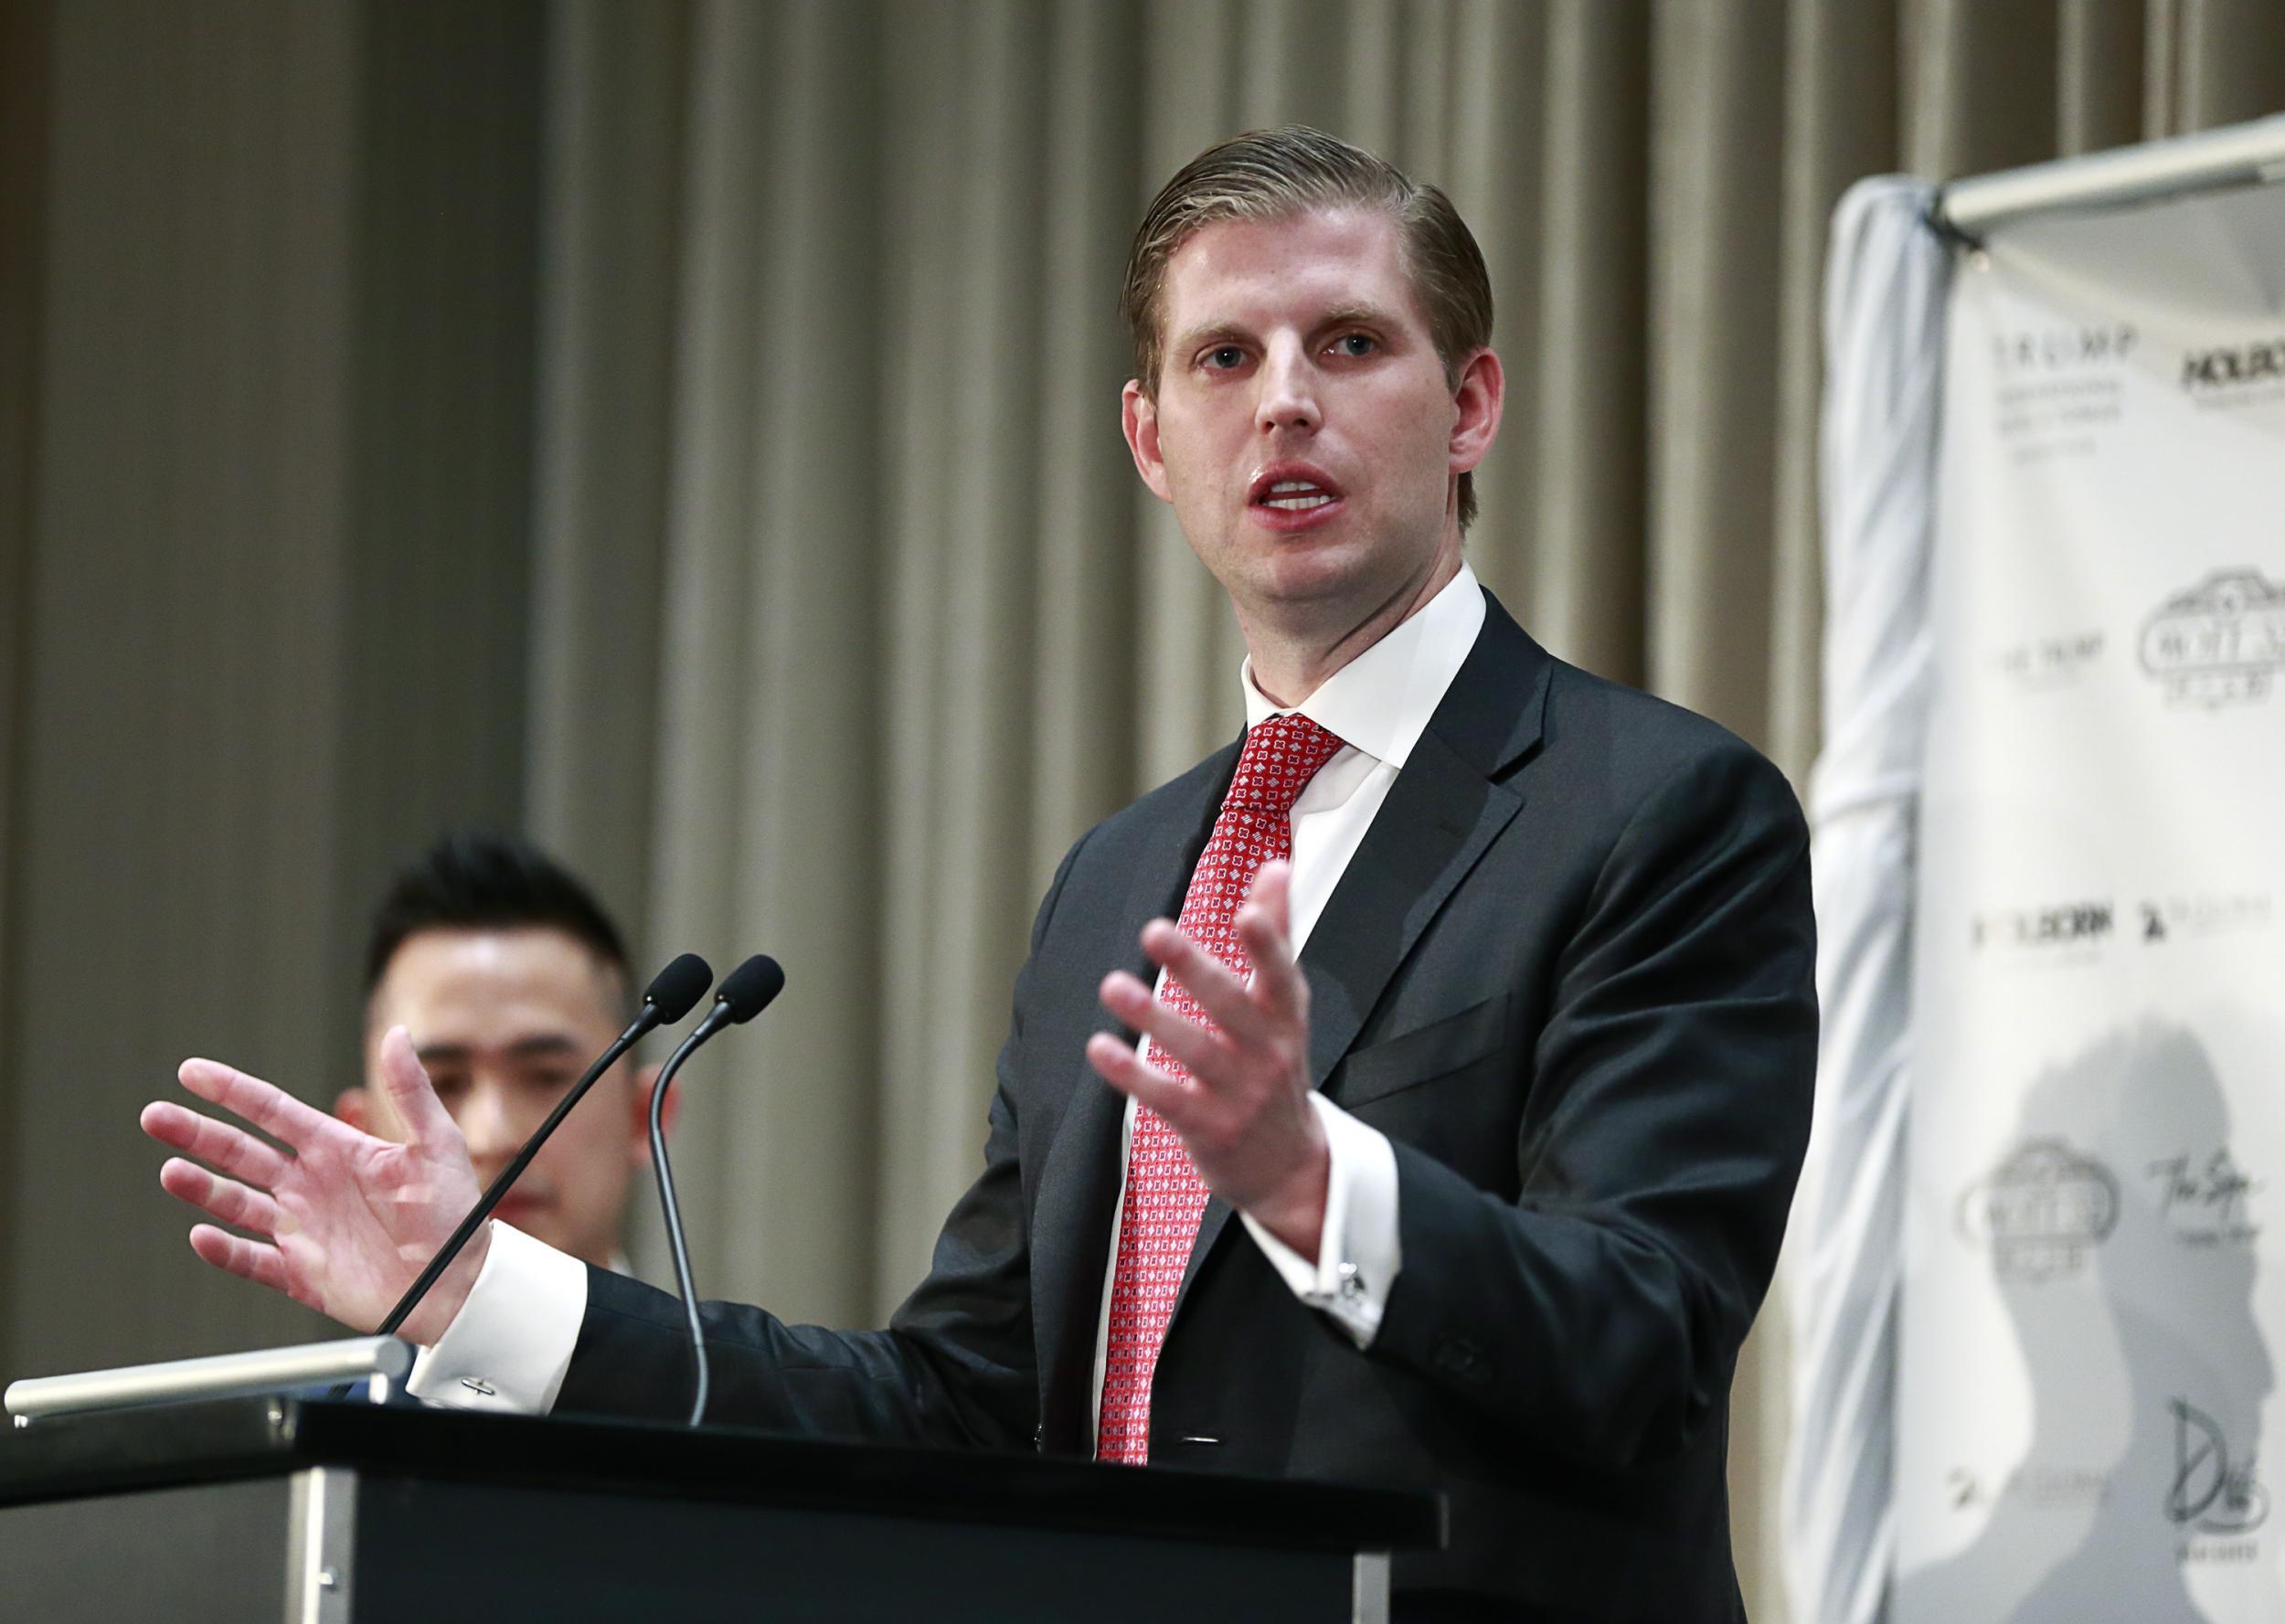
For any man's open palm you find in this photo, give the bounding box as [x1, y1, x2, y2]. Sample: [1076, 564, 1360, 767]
[140, 1025, 487, 1344]
[1086, 860, 1331, 1255]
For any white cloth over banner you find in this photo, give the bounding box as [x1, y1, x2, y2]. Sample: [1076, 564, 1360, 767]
[1893, 181, 2285, 1621]
[1782, 175, 1945, 1624]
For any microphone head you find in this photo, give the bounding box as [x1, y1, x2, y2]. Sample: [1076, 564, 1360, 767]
[716, 954, 786, 1024]
[644, 953, 716, 1023]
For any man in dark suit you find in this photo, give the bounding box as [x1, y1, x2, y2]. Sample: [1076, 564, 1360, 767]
[144, 128, 1813, 1620]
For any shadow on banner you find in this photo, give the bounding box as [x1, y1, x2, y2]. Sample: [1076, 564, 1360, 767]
[1900, 1023, 2280, 1622]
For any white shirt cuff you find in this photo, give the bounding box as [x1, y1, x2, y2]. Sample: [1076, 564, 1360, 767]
[405, 1222, 588, 1415]
[1240, 1094, 1402, 1348]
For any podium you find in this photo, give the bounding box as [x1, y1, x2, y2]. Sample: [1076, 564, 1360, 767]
[0, 1396, 1439, 1621]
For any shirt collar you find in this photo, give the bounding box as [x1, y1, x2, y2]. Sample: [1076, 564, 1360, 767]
[1240, 562, 1486, 770]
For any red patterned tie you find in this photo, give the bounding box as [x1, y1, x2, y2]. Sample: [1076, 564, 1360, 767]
[1095, 711, 1346, 1464]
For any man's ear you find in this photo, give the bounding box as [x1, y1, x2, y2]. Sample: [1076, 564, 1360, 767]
[630, 1061, 674, 1168]
[1121, 378, 1174, 504]
[334, 1087, 372, 1131]
[1448, 346, 1505, 474]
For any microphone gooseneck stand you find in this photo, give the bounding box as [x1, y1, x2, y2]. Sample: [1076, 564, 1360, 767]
[646, 954, 786, 1428]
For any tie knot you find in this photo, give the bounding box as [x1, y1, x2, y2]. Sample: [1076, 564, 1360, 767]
[1226, 713, 1346, 812]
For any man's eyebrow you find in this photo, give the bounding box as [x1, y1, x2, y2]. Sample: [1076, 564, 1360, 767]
[1317, 302, 1402, 333]
[1168, 319, 1250, 358]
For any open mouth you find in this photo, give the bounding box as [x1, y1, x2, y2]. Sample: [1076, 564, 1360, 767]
[1248, 464, 1345, 525]
[1259, 480, 1336, 512]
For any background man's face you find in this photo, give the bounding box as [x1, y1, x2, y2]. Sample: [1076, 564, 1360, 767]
[1126, 207, 1468, 641]
[345, 927, 646, 1268]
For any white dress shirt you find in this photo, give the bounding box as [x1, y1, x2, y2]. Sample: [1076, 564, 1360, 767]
[410, 565, 1488, 1421]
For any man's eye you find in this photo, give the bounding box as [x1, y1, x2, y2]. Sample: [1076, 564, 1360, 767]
[1333, 334, 1376, 357]
[1205, 345, 1246, 370]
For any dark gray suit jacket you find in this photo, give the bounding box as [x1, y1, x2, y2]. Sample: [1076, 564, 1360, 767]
[561, 589, 1817, 1621]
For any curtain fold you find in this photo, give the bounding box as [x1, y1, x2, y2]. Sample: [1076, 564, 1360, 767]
[522, 0, 686, 939]
[1511, 1, 1649, 685]
[877, 0, 971, 1305]
[1646, 0, 1791, 739]
[894, 0, 1056, 1293]
[0, 0, 53, 1199]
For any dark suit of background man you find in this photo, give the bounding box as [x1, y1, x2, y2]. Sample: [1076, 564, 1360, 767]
[145, 127, 1816, 1621]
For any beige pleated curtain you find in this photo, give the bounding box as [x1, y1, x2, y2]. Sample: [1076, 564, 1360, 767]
[4, 3, 2282, 1619]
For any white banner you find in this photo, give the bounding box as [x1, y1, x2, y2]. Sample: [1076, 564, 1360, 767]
[1895, 182, 2285, 1620]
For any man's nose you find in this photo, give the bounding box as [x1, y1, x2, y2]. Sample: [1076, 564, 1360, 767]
[1256, 339, 1320, 434]
[455, 1082, 520, 1165]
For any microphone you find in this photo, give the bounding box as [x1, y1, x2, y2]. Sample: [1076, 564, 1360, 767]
[371, 952, 715, 1341]
[649, 953, 785, 1427]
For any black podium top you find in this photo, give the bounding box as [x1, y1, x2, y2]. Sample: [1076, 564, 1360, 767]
[0, 1397, 1441, 1554]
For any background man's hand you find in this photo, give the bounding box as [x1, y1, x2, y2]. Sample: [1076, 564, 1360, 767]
[1085, 860, 1330, 1256]
[140, 1025, 488, 1344]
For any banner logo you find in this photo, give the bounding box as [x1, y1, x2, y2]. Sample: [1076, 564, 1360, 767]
[1948, 1462, 2111, 1513]
[2140, 891, 2273, 943]
[1971, 901, 2113, 953]
[2182, 337, 2285, 393]
[2169, 1398, 2268, 1534]
[1994, 324, 2138, 373]
[1994, 629, 2105, 692]
[1959, 1139, 2120, 1281]
[2140, 569, 2285, 707]
[1989, 323, 2134, 463]
[2147, 1148, 2262, 1248]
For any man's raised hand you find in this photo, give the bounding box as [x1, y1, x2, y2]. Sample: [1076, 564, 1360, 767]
[1085, 859, 1331, 1256]
[140, 1025, 488, 1344]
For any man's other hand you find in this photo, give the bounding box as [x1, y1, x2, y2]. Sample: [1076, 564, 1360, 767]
[140, 1025, 488, 1344]
[1087, 860, 1330, 1256]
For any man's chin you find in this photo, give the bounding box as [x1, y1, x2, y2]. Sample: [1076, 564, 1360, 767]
[1247, 549, 1399, 619]
[520, 1218, 622, 1270]
[491, 1194, 556, 1237]
[526, 1224, 611, 1268]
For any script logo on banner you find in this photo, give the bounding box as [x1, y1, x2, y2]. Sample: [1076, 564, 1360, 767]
[2169, 1397, 2268, 1565]
[2140, 570, 2285, 707]
[2146, 1148, 2263, 1249]
[1958, 1139, 2120, 1282]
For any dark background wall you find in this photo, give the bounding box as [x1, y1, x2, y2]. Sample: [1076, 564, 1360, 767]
[0, 0, 546, 1379]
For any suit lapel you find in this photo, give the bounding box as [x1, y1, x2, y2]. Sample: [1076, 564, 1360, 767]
[1031, 1054, 1124, 1449]
[1175, 592, 1553, 1300]
[1031, 737, 1238, 1448]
